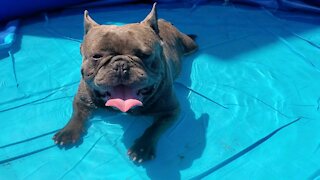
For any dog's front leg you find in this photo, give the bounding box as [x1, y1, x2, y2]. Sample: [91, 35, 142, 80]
[128, 109, 179, 163]
[53, 97, 93, 145]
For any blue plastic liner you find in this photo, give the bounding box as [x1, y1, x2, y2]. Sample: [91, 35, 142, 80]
[0, 2, 320, 179]
[231, 0, 320, 13]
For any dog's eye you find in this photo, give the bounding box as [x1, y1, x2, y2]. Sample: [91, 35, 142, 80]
[92, 54, 103, 59]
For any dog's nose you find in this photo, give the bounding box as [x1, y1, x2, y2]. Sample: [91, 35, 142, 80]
[112, 60, 130, 76]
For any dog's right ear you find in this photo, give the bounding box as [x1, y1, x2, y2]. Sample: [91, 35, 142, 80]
[141, 3, 159, 34]
[84, 10, 99, 34]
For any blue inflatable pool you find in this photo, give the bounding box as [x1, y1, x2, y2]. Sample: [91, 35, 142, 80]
[0, 1, 320, 179]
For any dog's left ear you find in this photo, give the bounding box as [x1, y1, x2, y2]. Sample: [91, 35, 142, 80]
[84, 10, 99, 35]
[141, 3, 159, 34]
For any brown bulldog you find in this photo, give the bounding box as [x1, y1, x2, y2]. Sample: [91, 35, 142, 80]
[53, 3, 197, 163]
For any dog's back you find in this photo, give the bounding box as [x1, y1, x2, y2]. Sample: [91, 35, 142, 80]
[158, 19, 198, 79]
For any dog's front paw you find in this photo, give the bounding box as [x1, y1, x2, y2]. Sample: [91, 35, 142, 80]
[53, 126, 82, 146]
[128, 137, 155, 163]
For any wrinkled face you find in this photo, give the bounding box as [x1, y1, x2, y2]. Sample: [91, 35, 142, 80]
[81, 24, 164, 107]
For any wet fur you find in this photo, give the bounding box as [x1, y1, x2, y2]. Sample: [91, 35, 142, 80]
[53, 3, 197, 163]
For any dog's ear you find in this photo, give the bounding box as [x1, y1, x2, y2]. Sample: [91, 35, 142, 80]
[141, 3, 159, 34]
[84, 10, 99, 34]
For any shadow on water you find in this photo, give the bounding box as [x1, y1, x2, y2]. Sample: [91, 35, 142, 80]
[139, 52, 209, 179]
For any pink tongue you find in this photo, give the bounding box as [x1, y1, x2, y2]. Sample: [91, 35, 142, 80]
[105, 99, 142, 113]
[105, 86, 143, 112]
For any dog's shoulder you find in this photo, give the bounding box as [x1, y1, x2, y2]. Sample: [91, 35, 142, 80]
[158, 19, 197, 55]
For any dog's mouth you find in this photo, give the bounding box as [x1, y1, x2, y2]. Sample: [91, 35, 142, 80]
[97, 85, 155, 112]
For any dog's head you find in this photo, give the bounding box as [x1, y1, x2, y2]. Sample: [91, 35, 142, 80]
[80, 4, 166, 112]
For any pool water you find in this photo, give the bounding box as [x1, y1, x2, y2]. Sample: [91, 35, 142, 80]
[0, 3, 320, 179]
